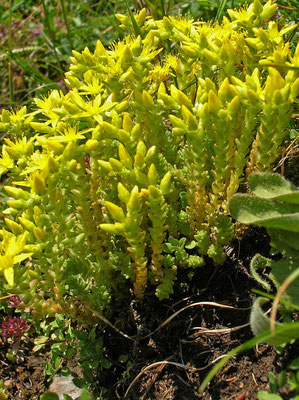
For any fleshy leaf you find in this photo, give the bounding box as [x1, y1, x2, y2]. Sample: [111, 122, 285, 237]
[3, 266, 14, 287]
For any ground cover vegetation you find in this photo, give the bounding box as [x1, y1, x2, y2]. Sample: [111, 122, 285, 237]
[0, 0, 298, 399]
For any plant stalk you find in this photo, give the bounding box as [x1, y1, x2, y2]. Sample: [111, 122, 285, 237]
[41, 0, 63, 75]
[60, 0, 73, 50]
[8, 0, 14, 105]
[160, 0, 165, 16]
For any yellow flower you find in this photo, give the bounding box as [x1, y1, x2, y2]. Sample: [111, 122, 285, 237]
[0, 230, 32, 287]
[0, 148, 14, 177]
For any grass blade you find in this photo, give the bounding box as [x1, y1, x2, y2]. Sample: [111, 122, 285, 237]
[8, 0, 14, 104]
[60, 0, 74, 50]
[160, 0, 166, 17]
[41, 0, 63, 74]
[215, 0, 228, 22]
[124, 0, 142, 37]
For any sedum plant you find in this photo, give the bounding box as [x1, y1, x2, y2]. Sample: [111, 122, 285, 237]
[0, 1, 298, 319]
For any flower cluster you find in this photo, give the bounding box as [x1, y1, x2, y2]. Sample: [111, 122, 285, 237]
[0, 316, 30, 344]
[7, 295, 23, 309]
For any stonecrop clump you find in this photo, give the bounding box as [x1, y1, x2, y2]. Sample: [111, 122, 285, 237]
[0, 0, 298, 319]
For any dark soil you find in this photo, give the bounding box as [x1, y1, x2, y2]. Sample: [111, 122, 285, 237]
[0, 341, 47, 399]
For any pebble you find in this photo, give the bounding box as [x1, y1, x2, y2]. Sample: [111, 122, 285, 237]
[260, 376, 268, 383]
[49, 375, 83, 400]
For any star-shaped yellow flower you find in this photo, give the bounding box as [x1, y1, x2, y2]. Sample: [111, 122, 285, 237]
[0, 229, 32, 287]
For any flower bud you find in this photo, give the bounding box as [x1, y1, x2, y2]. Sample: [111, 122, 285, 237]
[109, 158, 123, 172]
[137, 8, 147, 25]
[148, 185, 160, 199]
[4, 146, 19, 159]
[260, 1, 277, 21]
[98, 160, 113, 171]
[142, 90, 154, 108]
[72, 50, 84, 62]
[115, 100, 128, 113]
[128, 187, 139, 210]
[105, 201, 125, 222]
[1, 109, 10, 123]
[67, 159, 77, 171]
[64, 73, 82, 89]
[4, 186, 28, 200]
[163, 16, 172, 31]
[102, 121, 119, 138]
[86, 139, 99, 152]
[291, 78, 299, 99]
[18, 217, 36, 232]
[32, 173, 46, 195]
[74, 233, 85, 244]
[47, 155, 59, 172]
[7, 199, 27, 210]
[148, 164, 158, 185]
[145, 146, 156, 161]
[118, 183, 131, 204]
[95, 40, 106, 56]
[99, 223, 118, 234]
[123, 113, 134, 132]
[199, 31, 208, 49]
[63, 141, 76, 161]
[135, 170, 148, 185]
[169, 115, 187, 129]
[30, 122, 53, 134]
[82, 47, 94, 64]
[208, 90, 221, 113]
[181, 105, 197, 130]
[160, 172, 172, 195]
[5, 218, 24, 235]
[131, 124, 141, 140]
[132, 36, 143, 57]
[122, 45, 133, 66]
[252, 0, 263, 15]
[134, 152, 145, 169]
[227, 96, 240, 115]
[137, 140, 147, 156]
[202, 49, 219, 65]
[45, 139, 64, 154]
[119, 143, 133, 169]
[34, 227, 45, 241]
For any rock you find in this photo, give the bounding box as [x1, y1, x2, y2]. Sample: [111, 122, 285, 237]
[260, 375, 268, 383]
[49, 375, 83, 400]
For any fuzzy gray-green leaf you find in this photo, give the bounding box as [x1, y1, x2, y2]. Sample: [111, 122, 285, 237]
[229, 195, 299, 231]
[248, 172, 299, 204]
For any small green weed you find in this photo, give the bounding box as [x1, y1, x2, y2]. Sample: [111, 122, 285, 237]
[258, 357, 299, 400]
